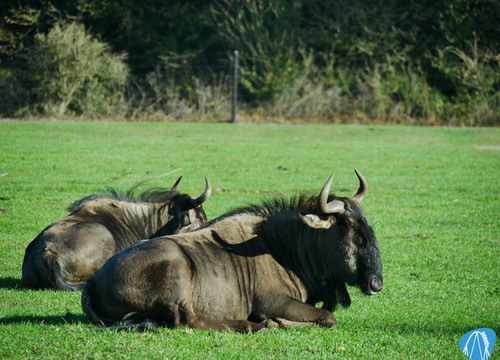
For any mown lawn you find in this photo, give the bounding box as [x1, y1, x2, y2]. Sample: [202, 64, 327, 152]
[0, 120, 498, 359]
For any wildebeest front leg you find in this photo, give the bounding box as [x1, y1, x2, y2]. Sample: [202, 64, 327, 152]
[268, 297, 337, 327]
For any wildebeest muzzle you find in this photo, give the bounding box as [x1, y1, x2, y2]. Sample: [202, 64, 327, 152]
[368, 275, 383, 294]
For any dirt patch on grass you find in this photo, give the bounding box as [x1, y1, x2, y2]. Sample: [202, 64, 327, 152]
[475, 146, 500, 151]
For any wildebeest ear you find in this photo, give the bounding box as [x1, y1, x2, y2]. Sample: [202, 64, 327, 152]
[299, 213, 336, 229]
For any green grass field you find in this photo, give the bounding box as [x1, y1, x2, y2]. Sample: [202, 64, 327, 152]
[0, 120, 498, 359]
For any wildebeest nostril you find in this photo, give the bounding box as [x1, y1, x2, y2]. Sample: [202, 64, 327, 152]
[369, 276, 383, 294]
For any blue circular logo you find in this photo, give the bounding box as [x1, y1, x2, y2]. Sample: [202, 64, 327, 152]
[459, 328, 496, 360]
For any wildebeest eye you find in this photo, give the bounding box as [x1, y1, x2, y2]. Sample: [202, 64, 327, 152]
[354, 236, 364, 246]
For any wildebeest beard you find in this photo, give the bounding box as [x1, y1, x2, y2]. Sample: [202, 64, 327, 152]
[321, 277, 351, 311]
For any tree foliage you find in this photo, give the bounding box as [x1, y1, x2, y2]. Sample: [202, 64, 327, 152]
[0, 0, 498, 124]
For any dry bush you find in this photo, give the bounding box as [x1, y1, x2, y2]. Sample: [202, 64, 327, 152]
[133, 60, 231, 121]
[28, 22, 129, 118]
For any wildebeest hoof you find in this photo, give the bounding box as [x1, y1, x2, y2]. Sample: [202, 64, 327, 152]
[256, 327, 271, 334]
[259, 319, 279, 328]
[319, 315, 337, 328]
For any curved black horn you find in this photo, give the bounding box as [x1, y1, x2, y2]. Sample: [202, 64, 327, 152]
[318, 174, 345, 214]
[170, 176, 183, 194]
[352, 169, 367, 203]
[190, 177, 212, 207]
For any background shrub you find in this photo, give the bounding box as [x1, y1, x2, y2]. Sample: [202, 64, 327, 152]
[27, 22, 129, 118]
[0, 0, 498, 125]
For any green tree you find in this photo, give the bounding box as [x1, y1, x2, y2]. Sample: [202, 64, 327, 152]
[76, 0, 217, 76]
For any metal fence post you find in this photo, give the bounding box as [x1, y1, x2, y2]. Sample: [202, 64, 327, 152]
[231, 50, 239, 123]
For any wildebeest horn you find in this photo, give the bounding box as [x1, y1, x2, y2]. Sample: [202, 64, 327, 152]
[170, 176, 183, 194]
[318, 174, 345, 214]
[352, 169, 367, 203]
[190, 178, 212, 207]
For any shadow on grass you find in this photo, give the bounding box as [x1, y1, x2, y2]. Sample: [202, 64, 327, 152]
[0, 276, 91, 326]
[0, 277, 23, 289]
[0, 312, 88, 326]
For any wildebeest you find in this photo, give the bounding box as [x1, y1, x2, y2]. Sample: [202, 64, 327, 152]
[22, 177, 211, 291]
[82, 170, 383, 331]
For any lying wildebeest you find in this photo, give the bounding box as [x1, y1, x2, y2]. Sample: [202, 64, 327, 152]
[82, 170, 383, 331]
[22, 177, 211, 291]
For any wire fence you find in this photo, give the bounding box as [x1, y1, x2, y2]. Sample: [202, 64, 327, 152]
[1, 46, 498, 125]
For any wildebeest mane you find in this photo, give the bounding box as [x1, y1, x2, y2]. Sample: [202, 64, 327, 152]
[201, 194, 320, 228]
[67, 183, 178, 213]
[83, 207, 153, 251]
[201, 193, 351, 229]
[66, 184, 184, 251]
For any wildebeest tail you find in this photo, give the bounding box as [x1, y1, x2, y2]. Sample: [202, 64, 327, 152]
[43, 244, 84, 291]
[94, 319, 163, 332]
[81, 279, 111, 325]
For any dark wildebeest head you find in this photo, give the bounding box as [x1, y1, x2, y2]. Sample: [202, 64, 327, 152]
[22, 177, 211, 291]
[295, 170, 383, 309]
[81, 170, 382, 332]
